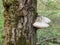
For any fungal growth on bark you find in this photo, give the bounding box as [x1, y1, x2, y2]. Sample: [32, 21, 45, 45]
[33, 14, 51, 28]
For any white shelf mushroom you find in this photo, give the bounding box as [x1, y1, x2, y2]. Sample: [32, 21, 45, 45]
[41, 16, 51, 23]
[33, 22, 49, 28]
[33, 15, 51, 28]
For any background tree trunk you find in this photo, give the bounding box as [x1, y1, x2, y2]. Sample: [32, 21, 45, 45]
[3, 0, 37, 45]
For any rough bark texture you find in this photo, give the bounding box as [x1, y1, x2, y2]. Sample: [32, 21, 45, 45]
[3, 0, 37, 45]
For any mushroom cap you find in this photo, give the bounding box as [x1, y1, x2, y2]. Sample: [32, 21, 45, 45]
[33, 22, 49, 28]
[42, 16, 51, 23]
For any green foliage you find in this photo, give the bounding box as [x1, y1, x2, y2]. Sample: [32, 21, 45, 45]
[0, 0, 4, 45]
[37, 0, 60, 45]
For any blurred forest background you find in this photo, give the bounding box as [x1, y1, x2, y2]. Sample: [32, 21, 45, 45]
[0, 0, 60, 45]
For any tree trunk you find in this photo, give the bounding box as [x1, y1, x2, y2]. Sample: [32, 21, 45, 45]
[3, 0, 37, 45]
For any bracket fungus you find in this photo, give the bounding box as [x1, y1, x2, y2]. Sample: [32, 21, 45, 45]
[41, 16, 51, 23]
[33, 15, 51, 28]
[33, 22, 49, 28]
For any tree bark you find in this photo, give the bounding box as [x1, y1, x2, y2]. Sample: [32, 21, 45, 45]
[3, 0, 37, 45]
